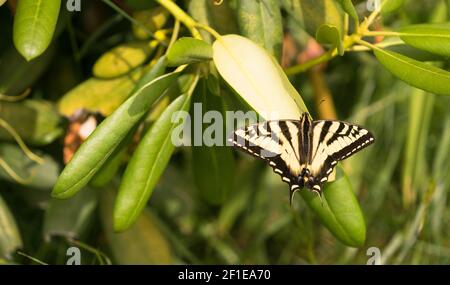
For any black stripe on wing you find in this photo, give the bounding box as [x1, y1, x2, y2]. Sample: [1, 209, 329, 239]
[310, 120, 375, 187]
[228, 121, 301, 189]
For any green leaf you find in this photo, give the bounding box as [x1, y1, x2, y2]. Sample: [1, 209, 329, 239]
[300, 168, 366, 247]
[336, 0, 358, 22]
[57, 69, 142, 116]
[13, 0, 61, 61]
[282, 0, 343, 40]
[188, 0, 239, 43]
[316, 24, 344, 55]
[114, 77, 198, 231]
[52, 58, 176, 199]
[101, 188, 172, 264]
[43, 187, 98, 240]
[0, 46, 54, 96]
[0, 100, 64, 146]
[399, 23, 450, 58]
[0, 194, 23, 258]
[373, 48, 450, 96]
[213, 35, 307, 119]
[385, 43, 446, 62]
[191, 78, 235, 205]
[236, 0, 283, 61]
[89, 132, 132, 188]
[132, 7, 169, 40]
[213, 34, 366, 247]
[381, 0, 405, 14]
[93, 42, 154, 78]
[167, 37, 213, 67]
[0, 143, 59, 191]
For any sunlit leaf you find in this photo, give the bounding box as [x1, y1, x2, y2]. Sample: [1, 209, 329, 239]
[13, 0, 60, 61]
[399, 23, 450, 58]
[93, 42, 153, 78]
[374, 48, 450, 96]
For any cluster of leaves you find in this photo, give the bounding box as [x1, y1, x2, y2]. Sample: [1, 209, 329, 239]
[0, 0, 449, 264]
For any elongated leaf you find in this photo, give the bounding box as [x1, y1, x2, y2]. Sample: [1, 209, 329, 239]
[192, 78, 235, 205]
[336, 0, 358, 21]
[282, 0, 343, 39]
[101, 188, 172, 264]
[13, 0, 61, 61]
[43, 187, 98, 240]
[0, 143, 59, 191]
[316, 24, 344, 55]
[114, 82, 197, 231]
[373, 48, 450, 96]
[132, 7, 169, 40]
[300, 167, 366, 247]
[213, 34, 366, 247]
[386, 44, 445, 62]
[167, 37, 213, 66]
[0, 100, 64, 146]
[0, 194, 23, 258]
[93, 42, 153, 78]
[237, 0, 283, 61]
[381, 0, 405, 14]
[213, 35, 306, 120]
[52, 58, 176, 199]
[399, 23, 450, 58]
[90, 127, 135, 188]
[58, 69, 142, 116]
[0, 46, 54, 96]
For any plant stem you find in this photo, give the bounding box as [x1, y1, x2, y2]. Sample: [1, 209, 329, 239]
[0, 89, 30, 102]
[364, 31, 400, 37]
[0, 118, 44, 164]
[167, 19, 180, 52]
[156, 0, 202, 39]
[284, 49, 336, 75]
[0, 157, 28, 184]
[354, 38, 383, 51]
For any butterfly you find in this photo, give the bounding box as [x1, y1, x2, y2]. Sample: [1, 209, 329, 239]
[228, 112, 375, 204]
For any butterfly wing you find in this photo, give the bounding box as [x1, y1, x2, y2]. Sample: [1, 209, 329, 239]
[229, 120, 304, 190]
[309, 120, 375, 187]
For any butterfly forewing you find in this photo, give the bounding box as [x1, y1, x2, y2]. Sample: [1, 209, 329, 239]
[230, 120, 303, 186]
[309, 120, 375, 184]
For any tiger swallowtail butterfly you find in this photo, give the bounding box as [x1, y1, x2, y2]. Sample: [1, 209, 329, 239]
[229, 112, 375, 204]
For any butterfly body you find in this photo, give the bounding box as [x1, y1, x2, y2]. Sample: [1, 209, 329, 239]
[229, 112, 375, 203]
